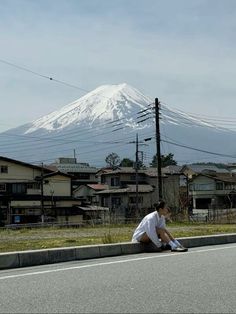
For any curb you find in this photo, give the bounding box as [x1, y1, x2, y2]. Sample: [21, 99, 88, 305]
[0, 233, 236, 270]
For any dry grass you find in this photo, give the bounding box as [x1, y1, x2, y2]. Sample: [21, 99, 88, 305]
[0, 222, 236, 253]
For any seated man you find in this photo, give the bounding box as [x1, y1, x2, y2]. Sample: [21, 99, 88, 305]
[132, 201, 188, 252]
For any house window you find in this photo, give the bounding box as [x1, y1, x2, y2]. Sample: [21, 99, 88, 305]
[0, 165, 8, 173]
[0, 207, 7, 220]
[111, 177, 120, 186]
[76, 173, 90, 179]
[12, 183, 26, 194]
[225, 183, 236, 190]
[190, 183, 214, 191]
[101, 196, 109, 207]
[216, 182, 223, 190]
[0, 184, 6, 191]
[129, 196, 143, 204]
[27, 183, 40, 189]
[101, 177, 105, 184]
[111, 197, 121, 206]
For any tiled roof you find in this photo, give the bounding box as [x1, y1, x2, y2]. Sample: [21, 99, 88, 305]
[182, 164, 229, 174]
[194, 173, 236, 183]
[162, 165, 182, 174]
[96, 184, 153, 194]
[87, 184, 108, 190]
[77, 205, 109, 211]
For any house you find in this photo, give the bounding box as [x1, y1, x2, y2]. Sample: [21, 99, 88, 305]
[73, 183, 109, 204]
[162, 165, 188, 209]
[47, 157, 98, 190]
[223, 163, 236, 172]
[0, 156, 85, 225]
[180, 163, 235, 213]
[95, 166, 182, 220]
[144, 167, 183, 210]
[162, 165, 182, 174]
[181, 164, 229, 179]
[96, 167, 155, 220]
[188, 173, 236, 211]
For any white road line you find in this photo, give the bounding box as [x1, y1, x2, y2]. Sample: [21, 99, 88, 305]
[0, 245, 235, 280]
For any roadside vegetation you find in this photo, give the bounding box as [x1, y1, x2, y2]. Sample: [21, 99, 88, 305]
[0, 222, 236, 253]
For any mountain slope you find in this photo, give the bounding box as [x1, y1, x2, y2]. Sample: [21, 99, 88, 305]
[1, 83, 236, 166]
[25, 83, 151, 134]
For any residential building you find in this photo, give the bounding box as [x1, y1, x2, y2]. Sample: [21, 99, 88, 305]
[181, 164, 229, 179]
[0, 156, 85, 225]
[95, 167, 182, 220]
[189, 173, 236, 210]
[180, 163, 236, 214]
[48, 157, 98, 189]
[73, 183, 109, 204]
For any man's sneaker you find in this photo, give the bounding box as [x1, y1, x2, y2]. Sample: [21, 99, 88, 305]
[171, 246, 188, 252]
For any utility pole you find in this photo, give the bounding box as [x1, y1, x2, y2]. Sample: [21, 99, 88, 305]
[135, 133, 139, 216]
[155, 98, 162, 200]
[129, 135, 151, 218]
[40, 163, 45, 223]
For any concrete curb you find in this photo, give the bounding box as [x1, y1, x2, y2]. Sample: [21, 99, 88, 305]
[0, 233, 236, 270]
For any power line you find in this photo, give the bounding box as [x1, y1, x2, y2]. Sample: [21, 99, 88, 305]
[0, 58, 91, 94]
[0, 58, 155, 111]
[161, 139, 236, 159]
[0, 103, 155, 149]
[0, 105, 156, 161]
[17, 130, 155, 164]
[3, 59, 236, 164]
[160, 101, 236, 128]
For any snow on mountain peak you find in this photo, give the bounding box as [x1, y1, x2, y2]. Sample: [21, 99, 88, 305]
[25, 83, 152, 134]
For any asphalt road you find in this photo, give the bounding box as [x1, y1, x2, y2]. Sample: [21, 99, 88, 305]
[0, 244, 235, 313]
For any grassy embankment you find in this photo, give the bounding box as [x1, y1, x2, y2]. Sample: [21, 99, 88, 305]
[0, 222, 236, 253]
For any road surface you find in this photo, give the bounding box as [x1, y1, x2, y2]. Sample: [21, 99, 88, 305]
[0, 244, 235, 313]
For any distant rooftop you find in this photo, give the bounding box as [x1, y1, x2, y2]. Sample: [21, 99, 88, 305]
[49, 157, 97, 173]
[161, 165, 182, 174]
[182, 164, 229, 174]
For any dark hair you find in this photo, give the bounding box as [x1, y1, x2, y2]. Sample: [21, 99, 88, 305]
[154, 200, 166, 211]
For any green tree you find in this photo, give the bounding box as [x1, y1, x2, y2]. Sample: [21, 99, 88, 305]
[105, 152, 121, 168]
[120, 158, 134, 167]
[150, 153, 177, 167]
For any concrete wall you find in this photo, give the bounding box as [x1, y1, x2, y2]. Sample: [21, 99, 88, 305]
[0, 233, 235, 270]
[43, 175, 71, 197]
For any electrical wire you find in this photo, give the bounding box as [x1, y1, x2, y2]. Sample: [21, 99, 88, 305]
[0, 123, 155, 157]
[0, 104, 155, 150]
[0, 58, 94, 94]
[161, 139, 236, 159]
[3, 57, 236, 164]
[19, 130, 156, 164]
[160, 101, 236, 129]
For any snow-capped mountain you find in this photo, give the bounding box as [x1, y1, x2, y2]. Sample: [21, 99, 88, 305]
[25, 83, 151, 134]
[1, 83, 236, 166]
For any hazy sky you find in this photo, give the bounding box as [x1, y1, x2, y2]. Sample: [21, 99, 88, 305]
[1, 0, 236, 132]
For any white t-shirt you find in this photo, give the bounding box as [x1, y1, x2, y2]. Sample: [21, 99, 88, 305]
[132, 211, 166, 248]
